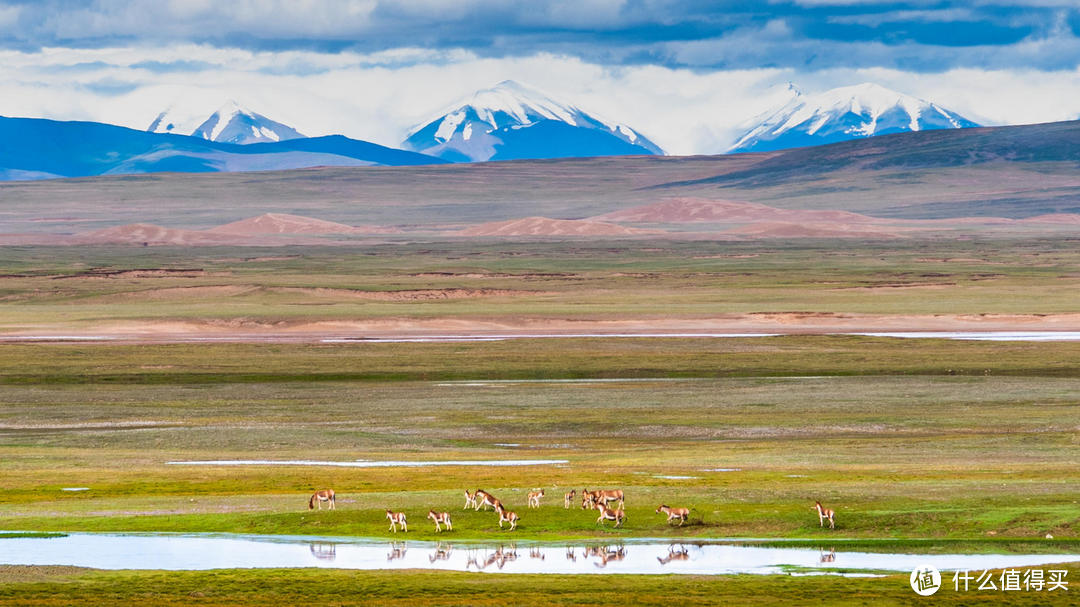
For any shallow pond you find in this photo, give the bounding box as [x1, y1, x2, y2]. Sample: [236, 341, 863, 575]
[0, 533, 1075, 575]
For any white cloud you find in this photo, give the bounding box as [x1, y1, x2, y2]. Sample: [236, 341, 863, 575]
[2, 44, 1079, 155]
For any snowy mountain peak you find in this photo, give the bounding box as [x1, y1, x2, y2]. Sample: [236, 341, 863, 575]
[147, 101, 304, 145]
[403, 80, 663, 162]
[728, 82, 979, 154]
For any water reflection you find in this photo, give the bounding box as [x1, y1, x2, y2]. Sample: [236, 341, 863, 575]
[0, 533, 1075, 576]
[308, 542, 336, 562]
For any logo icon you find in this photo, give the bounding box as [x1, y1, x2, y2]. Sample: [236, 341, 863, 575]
[910, 565, 942, 596]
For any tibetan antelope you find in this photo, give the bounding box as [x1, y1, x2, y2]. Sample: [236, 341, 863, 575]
[563, 489, 576, 509]
[656, 504, 689, 526]
[657, 545, 689, 565]
[595, 503, 626, 528]
[583, 488, 624, 509]
[495, 501, 519, 531]
[527, 489, 545, 508]
[463, 489, 478, 510]
[474, 489, 499, 511]
[308, 489, 335, 510]
[428, 509, 452, 532]
[813, 501, 835, 529]
[386, 509, 408, 533]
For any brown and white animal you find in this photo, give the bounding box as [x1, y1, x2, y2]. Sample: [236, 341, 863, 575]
[582, 488, 624, 509]
[656, 504, 689, 526]
[308, 489, 336, 510]
[463, 489, 478, 510]
[563, 489, 576, 509]
[591, 546, 626, 568]
[527, 489, 545, 508]
[474, 489, 499, 511]
[386, 509, 408, 533]
[428, 509, 452, 532]
[495, 501, 519, 531]
[813, 501, 835, 529]
[595, 503, 625, 528]
[429, 542, 452, 563]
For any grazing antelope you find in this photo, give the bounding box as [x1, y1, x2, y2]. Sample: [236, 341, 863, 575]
[813, 501, 835, 529]
[474, 489, 499, 511]
[495, 501, 519, 531]
[656, 504, 689, 526]
[428, 509, 452, 532]
[564, 489, 576, 509]
[308, 489, 336, 510]
[386, 509, 408, 533]
[657, 545, 689, 565]
[463, 489, 478, 510]
[595, 503, 625, 528]
[527, 489, 545, 508]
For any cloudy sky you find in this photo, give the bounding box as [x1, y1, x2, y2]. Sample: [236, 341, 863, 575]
[2, 0, 1080, 154]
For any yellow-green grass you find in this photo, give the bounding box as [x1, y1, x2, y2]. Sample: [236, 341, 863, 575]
[0, 565, 1077, 606]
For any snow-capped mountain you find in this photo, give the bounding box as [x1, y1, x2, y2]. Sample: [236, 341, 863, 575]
[402, 80, 663, 162]
[728, 83, 979, 154]
[148, 100, 304, 145]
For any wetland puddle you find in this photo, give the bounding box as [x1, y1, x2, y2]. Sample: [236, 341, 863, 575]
[0, 533, 1075, 575]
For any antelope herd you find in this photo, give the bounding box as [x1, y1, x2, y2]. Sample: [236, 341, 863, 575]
[306, 488, 839, 534]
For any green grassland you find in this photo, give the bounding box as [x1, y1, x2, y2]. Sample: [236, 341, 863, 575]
[0, 237, 1079, 330]
[0, 238, 1078, 604]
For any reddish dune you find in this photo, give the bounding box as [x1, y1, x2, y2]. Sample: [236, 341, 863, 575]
[726, 221, 908, 239]
[459, 216, 663, 237]
[591, 198, 877, 224]
[1016, 213, 1080, 225]
[209, 213, 365, 235]
[74, 224, 245, 246]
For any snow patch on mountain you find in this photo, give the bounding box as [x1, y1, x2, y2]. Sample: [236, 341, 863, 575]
[148, 100, 305, 145]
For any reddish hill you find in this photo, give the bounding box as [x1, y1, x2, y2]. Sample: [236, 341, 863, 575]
[591, 197, 878, 224]
[459, 216, 663, 237]
[74, 224, 244, 246]
[208, 213, 364, 235]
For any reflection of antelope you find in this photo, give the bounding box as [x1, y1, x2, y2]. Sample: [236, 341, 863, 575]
[564, 489, 576, 508]
[463, 490, 478, 510]
[529, 547, 545, 560]
[819, 548, 836, 563]
[308, 489, 335, 510]
[386, 509, 408, 532]
[565, 546, 577, 562]
[656, 505, 689, 526]
[481, 545, 518, 570]
[429, 542, 453, 563]
[309, 542, 337, 561]
[428, 510, 452, 532]
[657, 545, 689, 565]
[595, 503, 625, 528]
[590, 546, 626, 568]
[495, 501, 519, 531]
[813, 501, 835, 529]
[474, 489, 499, 511]
[527, 489, 544, 508]
[386, 542, 407, 562]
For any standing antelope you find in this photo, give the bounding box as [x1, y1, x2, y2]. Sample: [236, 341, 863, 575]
[583, 488, 624, 509]
[463, 489, 478, 510]
[495, 501, 519, 531]
[428, 509, 452, 532]
[308, 489, 335, 510]
[656, 504, 689, 526]
[595, 503, 626, 528]
[563, 489, 576, 509]
[474, 489, 499, 511]
[813, 501, 835, 529]
[527, 489, 545, 508]
[386, 509, 408, 533]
